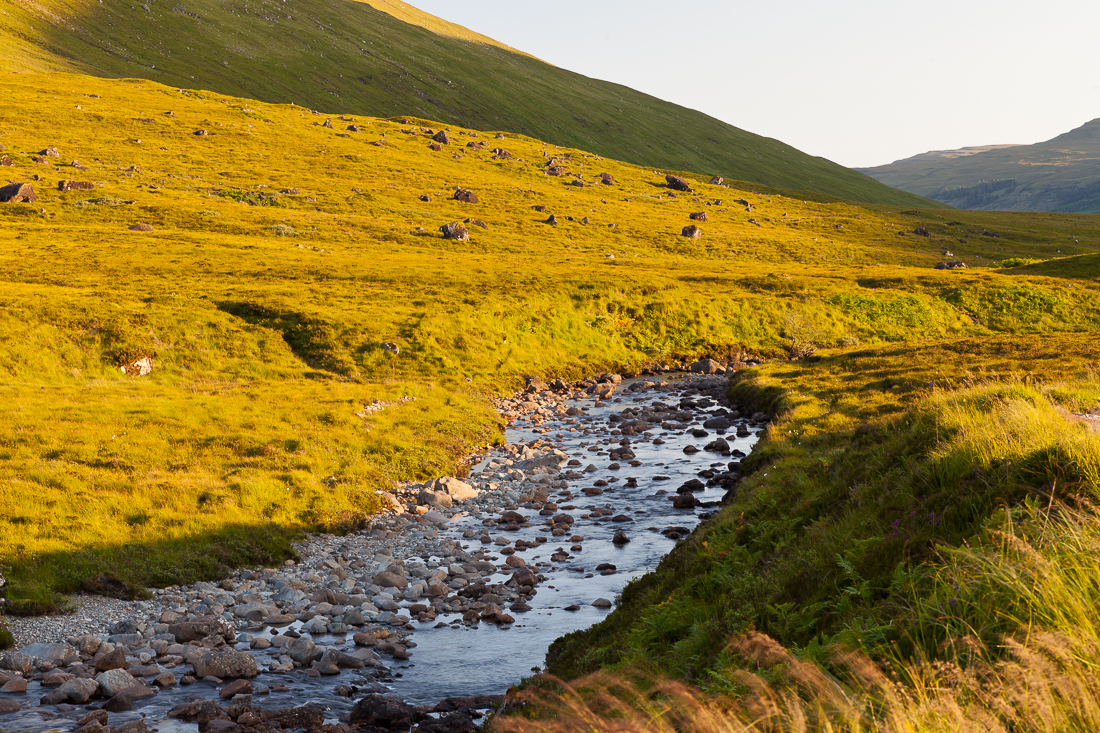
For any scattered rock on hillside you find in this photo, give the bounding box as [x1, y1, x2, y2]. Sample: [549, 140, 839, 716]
[453, 189, 479, 204]
[322, 119, 334, 129]
[545, 165, 564, 176]
[428, 143, 442, 152]
[0, 155, 11, 166]
[568, 179, 583, 187]
[41, 146, 60, 158]
[914, 227, 930, 237]
[59, 180, 95, 191]
[440, 221, 470, 241]
[708, 175, 724, 185]
[464, 218, 487, 229]
[599, 172, 614, 185]
[0, 183, 36, 203]
[432, 130, 450, 144]
[545, 214, 558, 226]
[492, 148, 513, 160]
[419, 194, 431, 202]
[934, 261, 968, 270]
[347, 124, 360, 132]
[666, 174, 693, 192]
[532, 204, 546, 212]
[689, 211, 708, 222]
[681, 224, 702, 239]
[128, 223, 153, 232]
[121, 357, 154, 376]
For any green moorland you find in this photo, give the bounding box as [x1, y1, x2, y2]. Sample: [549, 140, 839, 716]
[0, 0, 937, 208]
[0, 68, 1098, 703]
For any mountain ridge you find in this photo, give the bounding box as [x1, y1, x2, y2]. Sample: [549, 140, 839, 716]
[860, 119, 1100, 212]
[0, 0, 940, 207]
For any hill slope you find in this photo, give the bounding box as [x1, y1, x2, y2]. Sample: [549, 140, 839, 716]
[0, 0, 938, 208]
[860, 120, 1100, 212]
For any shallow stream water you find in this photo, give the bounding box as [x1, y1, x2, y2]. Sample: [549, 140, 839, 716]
[0, 374, 760, 731]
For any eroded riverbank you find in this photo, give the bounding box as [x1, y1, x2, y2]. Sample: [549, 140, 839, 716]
[0, 370, 766, 732]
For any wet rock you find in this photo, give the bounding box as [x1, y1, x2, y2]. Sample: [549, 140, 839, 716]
[219, 678, 252, 699]
[103, 685, 156, 712]
[416, 711, 478, 732]
[592, 598, 613, 608]
[612, 530, 630, 545]
[1, 678, 26, 693]
[0, 653, 31, 675]
[0, 698, 19, 713]
[672, 494, 699, 508]
[350, 694, 422, 729]
[287, 637, 321, 664]
[96, 668, 141, 697]
[168, 698, 227, 722]
[703, 416, 732, 429]
[193, 650, 258, 679]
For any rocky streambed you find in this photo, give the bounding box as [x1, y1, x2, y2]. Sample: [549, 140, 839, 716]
[0, 370, 766, 733]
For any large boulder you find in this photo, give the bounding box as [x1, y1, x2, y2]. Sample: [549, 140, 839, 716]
[349, 694, 422, 729]
[418, 488, 453, 508]
[0, 183, 36, 203]
[287, 637, 320, 665]
[373, 571, 409, 590]
[168, 618, 234, 642]
[439, 222, 470, 241]
[452, 189, 479, 204]
[95, 668, 142, 697]
[432, 130, 450, 144]
[0, 652, 31, 674]
[690, 358, 722, 374]
[17, 643, 73, 663]
[665, 174, 693, 192]
[53, 677, 99, 704]
[192, 650, 258, 679]
[431, 476, 478, 502]
[233, 601, 280, 622]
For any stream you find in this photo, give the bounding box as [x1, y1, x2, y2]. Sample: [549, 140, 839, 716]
[0, 373, 762, 731]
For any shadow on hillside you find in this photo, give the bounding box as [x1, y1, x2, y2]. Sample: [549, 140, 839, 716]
[2, 520, 304, 616]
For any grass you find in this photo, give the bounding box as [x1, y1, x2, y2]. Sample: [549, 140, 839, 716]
[0, 71, 1097, 627]
[546, 335, 1100, 680]
[0, 0, 939, 207]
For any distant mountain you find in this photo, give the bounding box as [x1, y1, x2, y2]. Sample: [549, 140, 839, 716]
[859, 120, 1100, 213]
[0, 0, 938, 207]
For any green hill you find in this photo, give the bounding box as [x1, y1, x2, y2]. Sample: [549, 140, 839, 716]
[860, 119, 1100, 212]
[0, 0, 938, 208]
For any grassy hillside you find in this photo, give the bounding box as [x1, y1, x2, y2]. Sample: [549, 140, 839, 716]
[0, 71, 1097, 622]
[0, 0, 939, 208]
[860, 119, 1100, 213]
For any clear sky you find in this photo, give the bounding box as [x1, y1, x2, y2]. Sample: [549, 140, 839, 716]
[404, 0, 1100, 168]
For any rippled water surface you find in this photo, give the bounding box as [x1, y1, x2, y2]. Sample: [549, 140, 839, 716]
[0, 375, 759, 730]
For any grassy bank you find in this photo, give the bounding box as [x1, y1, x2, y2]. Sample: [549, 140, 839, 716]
[0, 72, 1099, 617]
[546, 334, 1100, 682]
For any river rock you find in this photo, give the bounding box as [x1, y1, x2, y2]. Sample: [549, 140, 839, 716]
[103, 685, 156, 711]
[169, 618, 233, 642]
[287, 637, 321, 664]
[49, 677, 99, 704]
[17, 643, 73, 663]
[592, 598, 613, 608]
[373, 571, 409, 589]
[95, 648, 127, 671]
[96, 668, 141, 697]
[612, 530, 630, 545]
[419, 488, 454, 508]
[193, 650, 258, 679]
[0, 653, 31, 674]
[349, 694, 422, 728]
[1, 678, 26, 692]
[703, 416, 732, 429]
[432, 476, 478, 502]
[233, 601, 279, 621]
[69, 634, 102, 655]
[262, 705, 325, 729]
[219, 679, 252, 699]
[690, 358, 722, 374]
[0, 698, 19, 713]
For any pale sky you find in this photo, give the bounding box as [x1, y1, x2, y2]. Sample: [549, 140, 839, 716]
[406, 0, 1100, 168]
